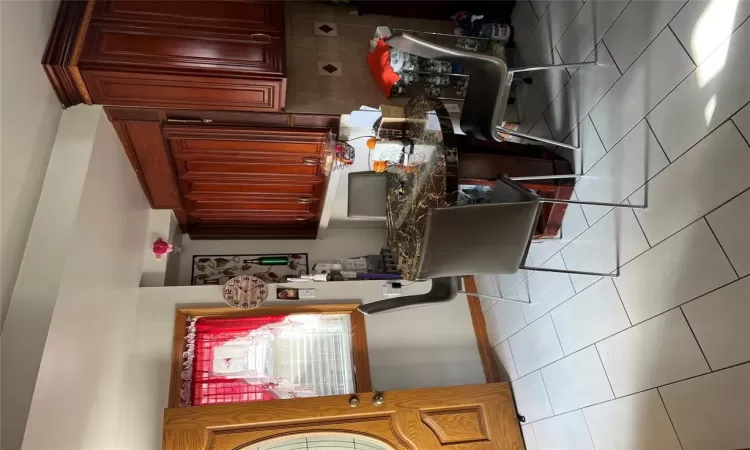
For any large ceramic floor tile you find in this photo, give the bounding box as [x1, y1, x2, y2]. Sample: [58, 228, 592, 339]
[647, 18, 750, 160]
[494, 340, 519, 381]
[582, 390, 682, 450]
[596, 309, 710, 397]
[528, 202, 587, 267]
[660, 363, 750, 450]
[545, 43, 621, 141]
[574, 120, 669, 224]
[521, 0, 585, 66]
[511, 371, 554, 422]
[591, 29, 695, 150]
[541, 346, 614, 414]
[558, 115, 607, 175]
[613, 219, 737, 324]
[706, 188, 750, 276]
[551, 278, 631, 355]
[669, 0, 750, 65]
[509, 314, 564, 377]
[532, 410, 595, 450]
[555, 0, 629, 68]
[529, 0, 551, 20]
[513, 0, 541, 43]
[484, 297, 527, 346]
[562, 207, 650, 292]
[682, 276, 750, 370]
[516, 51, 571, 133]
[522, 424, 539, 450]
[522, 254, 576, 323]
[632, 121, 750, 245]
[733, 102, 750, 140]
[603, 0, 688, 71]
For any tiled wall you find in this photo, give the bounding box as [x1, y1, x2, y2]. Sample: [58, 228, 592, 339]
[284, 1, 454, 114]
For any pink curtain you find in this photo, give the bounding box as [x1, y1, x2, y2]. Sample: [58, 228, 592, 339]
[190, 315, 286, 406]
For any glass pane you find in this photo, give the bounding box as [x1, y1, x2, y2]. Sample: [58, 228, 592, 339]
[240, 433, 394, 450]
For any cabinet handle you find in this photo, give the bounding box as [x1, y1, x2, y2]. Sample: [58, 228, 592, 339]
[294, 216, 308, 221]
[297, 197, 315, 204]
[302, 157, 320, 166]
[166, 118, 213, 124]
[372, 393, 384, 406]
[250, 33, 274, 42]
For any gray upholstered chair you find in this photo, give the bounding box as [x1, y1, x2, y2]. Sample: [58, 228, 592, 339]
[347, 171, 388, 219]
[358, 176, 640, 315]
[386, 32, 594, 151]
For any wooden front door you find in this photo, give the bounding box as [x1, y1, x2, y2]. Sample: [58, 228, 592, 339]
[163, 383, 523, 450]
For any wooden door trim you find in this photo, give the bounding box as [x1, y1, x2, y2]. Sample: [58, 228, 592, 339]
[463, 276, 503, 383]
[168, 304, 372, 408]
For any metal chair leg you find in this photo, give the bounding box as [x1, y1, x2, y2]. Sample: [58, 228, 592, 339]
[539, 198, 646, 209]
[459, 291, 531, 304]
[509, 174, 581, 181]
[497, 126, 580, 151]
[509, 61, 597, 73]
[519, 265, 618, 277]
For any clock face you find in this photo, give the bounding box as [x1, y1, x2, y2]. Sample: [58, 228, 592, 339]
[222, 275, 268, 308]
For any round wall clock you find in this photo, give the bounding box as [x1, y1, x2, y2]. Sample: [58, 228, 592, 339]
[222, 275, 268, 309]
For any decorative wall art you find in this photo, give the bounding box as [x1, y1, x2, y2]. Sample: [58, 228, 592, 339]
[191, 254, 309, 286]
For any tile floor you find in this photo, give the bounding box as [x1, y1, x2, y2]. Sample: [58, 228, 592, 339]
[479, 1, 750, 449]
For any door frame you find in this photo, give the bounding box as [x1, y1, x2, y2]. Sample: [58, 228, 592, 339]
[168, 303, 372, 408]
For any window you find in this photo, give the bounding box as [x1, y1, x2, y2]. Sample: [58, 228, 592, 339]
[169, 304, 370, 407]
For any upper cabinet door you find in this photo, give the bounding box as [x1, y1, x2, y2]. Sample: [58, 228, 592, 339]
[92, 0, 285, 35]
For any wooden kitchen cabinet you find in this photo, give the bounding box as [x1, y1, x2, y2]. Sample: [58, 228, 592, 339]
[105, 107, 338, 239]
[43, 0, 286, 110]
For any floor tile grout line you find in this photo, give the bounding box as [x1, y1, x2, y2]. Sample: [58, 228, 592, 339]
[578, 408, 598, 450]
[547, 312, 566, 357]
[645, 117, 672, 164]
[600, 39, 622, 76]
[657, 388, 686, 450]
[731, 116, 750, 148]
[678, 306, 712, 372]
[610, 278, 633, 327]
[537, 368, 556, 416]
[557, 251, 577, 295]
[593, 344, 617, 399]
[509, 271, 750, 386]
[630, 203, 651, 248]
[704, 217, 740, 279]
[667, 23, 696, 67]
[504, 338, 521, 382]
[518, 361, 750, 427]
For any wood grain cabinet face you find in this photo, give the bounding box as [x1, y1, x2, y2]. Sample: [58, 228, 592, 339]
[92, 0, 285, 34]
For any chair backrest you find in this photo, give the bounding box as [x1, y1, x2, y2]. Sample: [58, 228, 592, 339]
[386, 32, 511, 142]
[415, 178, 541, 279]
[347, 171, 388, 219]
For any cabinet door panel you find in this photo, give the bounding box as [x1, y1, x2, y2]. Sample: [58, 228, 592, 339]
[82, 23, 284, 75]
[165, 125, 326, 157]
[83, 70, 285, 111]
[192, 199, 319, 213]
[186, 180, 322, 197]
[94, 0, 284, 34]
[179, 160, 321, 179]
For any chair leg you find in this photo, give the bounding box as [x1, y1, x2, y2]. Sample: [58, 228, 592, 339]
[519, 265, 618, 277]
[539, 198, 646, 209]
[509, 174, 581, 181]
[509, 61, 597, 73]
[497, 126, 581, 151]
[460, 291, 530, 304]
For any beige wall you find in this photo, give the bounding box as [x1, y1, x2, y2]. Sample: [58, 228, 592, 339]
[1, 107, 151, 450]
[0, 0, 63, 327]
[284, 1, 453, 114]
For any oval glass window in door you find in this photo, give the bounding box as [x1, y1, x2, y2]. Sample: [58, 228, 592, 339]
[240, 433, 395, 450]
